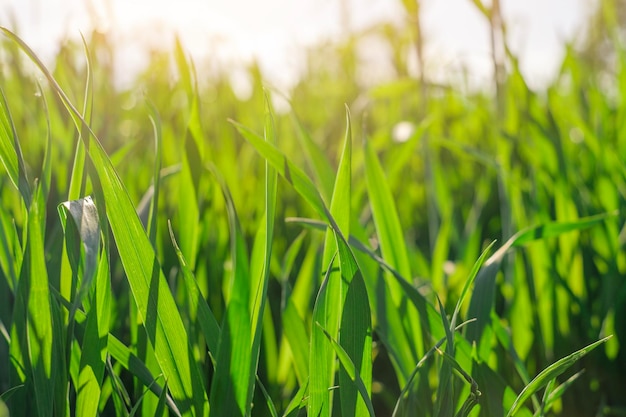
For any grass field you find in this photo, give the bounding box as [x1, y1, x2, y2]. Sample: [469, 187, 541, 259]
[1, 1, 625, 416]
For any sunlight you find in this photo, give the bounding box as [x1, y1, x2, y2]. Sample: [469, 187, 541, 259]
[4, 0, 590, 90]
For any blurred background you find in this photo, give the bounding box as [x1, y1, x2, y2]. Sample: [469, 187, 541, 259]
[1, 0, 625, 416]
[1, 0, 593, 92]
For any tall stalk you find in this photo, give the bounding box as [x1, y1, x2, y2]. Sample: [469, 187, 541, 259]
[487, 0, 516, 295]
[402, 0, 438, 255]
[489, 0, 506, 117]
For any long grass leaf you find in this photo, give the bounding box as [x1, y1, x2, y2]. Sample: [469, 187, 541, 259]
[332, 110, 373, 415]
[535, 370, 584, 417]
[67, 35, 94, 201]
[248, 92, 278, 409]
[75, 252, 110, 417]
[317, 323, 375, 417]
[168, 222, 220, 356]
[283, 380, 308, 417]
[24, 185, 56, 417]
[145, 101, 163, 245]
[451, 240, 497, 330]
[0, 169, 20, 293]
[0, 28, 209, 416]
[291, 112, 335, 202]
[392, 320, 476, 417]
[310, 107, 354, 416]
[92, 134, 208, 416]
[58, 196, 100, 309]
[256, 376, 280, 417]
[282, 299, 310, 384]
[467, 212, 618, 348]
[309, 253, 337, 417]
[37, 81, 52, 200]
[511, 211, 617, 247]
[208, 165, 252, 417]
[363, 133, 426, 373]
[336, 239, 373, 417]
[229, 119, 329, 221]
[434, 296, 455, 417]
[506, 336, 611, 417]
[286, 217, 449, 376]
[58, 196, 104, 417]
[0, 87, 30, 206]
[362, 137, 411, 279]
[107, 335, 181, 416]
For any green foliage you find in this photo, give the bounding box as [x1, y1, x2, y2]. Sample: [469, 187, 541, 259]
[0, 2, 625, 415]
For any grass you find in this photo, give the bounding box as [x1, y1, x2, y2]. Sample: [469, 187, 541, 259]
[0, 1, 625, 415]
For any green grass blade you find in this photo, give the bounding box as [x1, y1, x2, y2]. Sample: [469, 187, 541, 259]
[279, 230, 306, 282]
[229, 119, 329, 221]
[145, 101, 163, 245]
[491, 310, 540, 410]
[467, 212, 618, 349]
[506, 336, 611, 417]
[309, 107, 355, 417]
[92, 150, 208, 416]
[177, 110, 202, 268]
[58, 196, 105, 417]
[89, 122, 208, 416]
[0, 181, 20, 292]
[0, 87, 31, 206]
[1, 28, 209, 416]
[0, 385, 23, 403]
[107, 335, 181, 416]
[128, 378, 170, 417]
[437, 348, 480, 401]
[248, 92, 278, 408]
[208, 165, 252, 417]
[8, 239, 29, 416]
[537, 379, 555, 417]
[363, 132, 425, 369]
[104, 355, 131, 416]
[450, 240, 497, 330]
[434, 296, 455, 417]
[362, 136, 411, 280]
[291, 112, 335, 202]
[174, 39, 205, 272]
[153, 381, 170, 417]
[317, 323, 375, 417]
[58, 196, 99, 398]
[511, 211, 617, 247]
[286, 216, 449, 378]
[283, 379, 308, 417]
[535, 370, 584, 417]
[75, 252, 111, 417]
[67, 34, 94, 201]
[279, 236, 317, 389]
[58, 196, 100, 308]
[392, 320, 475, 417]
[281, 299, 310, 385]
[37, 82, 52, 200]
[23, 185, 57, 417]
[330, 112, 373, 415]
[309, 253, 337, 417]
[286, 217, 410, 289]
[336, 239, 373, 417]
[256, 376, 280, 417]
[167, 222, 220, 356]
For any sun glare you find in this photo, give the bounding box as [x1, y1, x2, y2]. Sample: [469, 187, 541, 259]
[4, 0, 590, 91]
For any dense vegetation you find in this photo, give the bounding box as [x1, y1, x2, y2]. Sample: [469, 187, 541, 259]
[1, 1, 625, 416]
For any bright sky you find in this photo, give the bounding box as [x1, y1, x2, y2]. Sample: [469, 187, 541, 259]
[0, 0, 594, 92]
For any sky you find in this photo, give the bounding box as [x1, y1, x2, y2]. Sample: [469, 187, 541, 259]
[0, 0, 594, 92]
